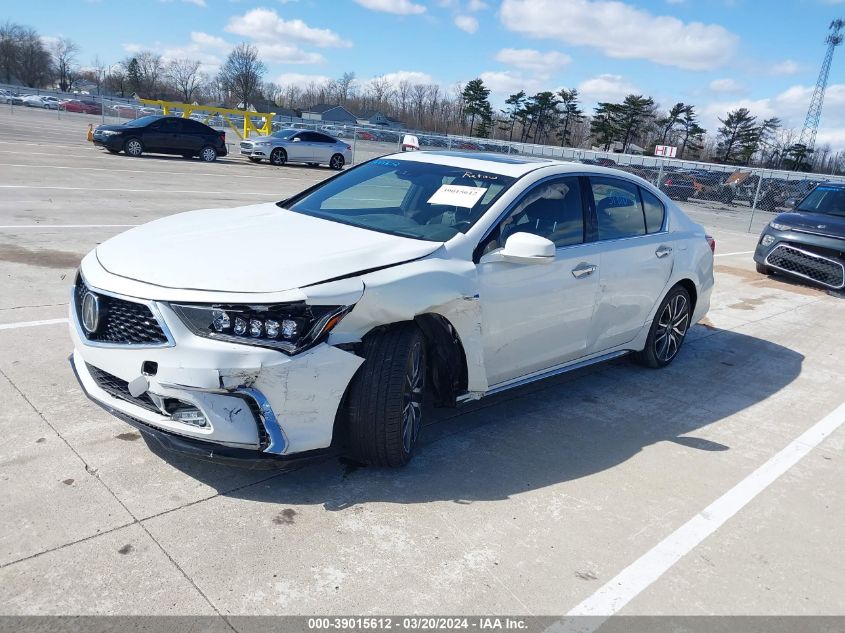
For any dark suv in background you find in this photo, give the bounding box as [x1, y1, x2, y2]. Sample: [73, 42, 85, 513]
[92, 115, 227, 161]
[754, 183, 845, 290]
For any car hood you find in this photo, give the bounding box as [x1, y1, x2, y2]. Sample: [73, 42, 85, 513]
[775, 211, 845, 240]
[95, 203, 440, 293]
[95, 124, 126, 132]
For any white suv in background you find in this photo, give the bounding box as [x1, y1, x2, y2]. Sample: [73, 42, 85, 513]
[70, 152, 713, 467]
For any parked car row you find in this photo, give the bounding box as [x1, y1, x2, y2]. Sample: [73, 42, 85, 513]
[92, 115, 227, 161]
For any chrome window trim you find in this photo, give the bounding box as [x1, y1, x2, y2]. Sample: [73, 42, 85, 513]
[764, 244, 845, 290]
[476, 170, 669, 256]
[72, 274, 176, 349]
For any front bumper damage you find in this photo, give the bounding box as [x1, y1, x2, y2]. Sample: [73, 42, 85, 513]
[69, 280, 365, 466]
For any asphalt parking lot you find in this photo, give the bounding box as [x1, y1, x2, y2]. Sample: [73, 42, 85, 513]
[1, 106, 844, 624]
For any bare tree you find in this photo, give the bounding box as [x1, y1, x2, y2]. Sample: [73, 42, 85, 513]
[18, 27, 52, 88]
[396, 79, 412, 118]
[51, 36, 79, 91]
[367, 75, 393, 110]
[136, 51, 164, 97]
[166, 58, 202, 103]
[0, 21, 23, 84]
[217, 43, 266, 109]
[411, 83, 430, 128]
[335, 71, 356, 104]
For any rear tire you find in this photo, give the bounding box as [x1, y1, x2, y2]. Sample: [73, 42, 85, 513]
[756, 262, 771, 275]
[330, 153, 345, 170]
[199, 146, 217, 162]
[636, 285, 691, 369]
[346, 324, 426, 467]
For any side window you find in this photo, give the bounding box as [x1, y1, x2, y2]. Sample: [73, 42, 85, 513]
[181, 119, 206, 134]
[494, 177, 585, 250]
[590, 177, 645, 240]
[314, 133, 334, 143]
[159, 118, 181, 133]
[640, 187, 665, 233]
[299, 132, 318, 142]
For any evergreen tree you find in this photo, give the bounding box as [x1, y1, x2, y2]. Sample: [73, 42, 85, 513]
[716, 108, 758, 164]
[556, 88, 583, 147]
[461, 78, 492, 136]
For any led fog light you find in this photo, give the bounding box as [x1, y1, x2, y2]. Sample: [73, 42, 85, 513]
[171, 407, 208, 428]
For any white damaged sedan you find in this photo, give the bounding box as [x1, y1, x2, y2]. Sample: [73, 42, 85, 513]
[70, 152, 714, 467]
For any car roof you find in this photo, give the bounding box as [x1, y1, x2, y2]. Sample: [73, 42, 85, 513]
[386, 150, 664, 180]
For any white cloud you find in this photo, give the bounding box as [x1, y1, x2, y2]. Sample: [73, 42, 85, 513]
[771, 59, 799, 75]
[454, 15, 479, 33]
[494, 47, 571, 71]
[354, 0, 426, 14]
[255, 43, 324, 64]
[709, 78, 743, 94]
[468, 0, 488, 9]
[378, 70, 436, 85]
[275, 72, 333, 87]
[499, 0, 738, 71]
[226, 8, 351, 47]
[577, 73, 639, 103]
[190, 31, 229, 50]
[479, 70, 543, 96]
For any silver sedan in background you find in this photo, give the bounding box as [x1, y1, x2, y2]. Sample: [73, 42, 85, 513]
[240, 128, 352, 170]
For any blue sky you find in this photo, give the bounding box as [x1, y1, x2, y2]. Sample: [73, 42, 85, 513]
[8, 0, 845, 145]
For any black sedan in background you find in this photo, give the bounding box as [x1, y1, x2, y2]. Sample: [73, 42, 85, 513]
[92, 115, 227, 161]
[754, 183, 845, 290]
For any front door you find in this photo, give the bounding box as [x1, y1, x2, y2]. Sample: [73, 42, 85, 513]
[476, 176, 601, 386]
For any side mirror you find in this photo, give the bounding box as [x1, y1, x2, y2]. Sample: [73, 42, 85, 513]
[499, 232, 555, 264]
[292, 137, 301, 142]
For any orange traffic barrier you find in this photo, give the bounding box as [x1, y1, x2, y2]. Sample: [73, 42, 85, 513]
[87, 124, 93, 142]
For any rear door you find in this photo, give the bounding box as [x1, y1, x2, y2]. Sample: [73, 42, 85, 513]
[143, 118, 180, 153]
[179, 119, 207, 154]
[310, 133, 338, 164]
[587, 176, 674, 353]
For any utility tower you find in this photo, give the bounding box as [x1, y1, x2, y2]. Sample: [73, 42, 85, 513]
[797, 19, 844, 153]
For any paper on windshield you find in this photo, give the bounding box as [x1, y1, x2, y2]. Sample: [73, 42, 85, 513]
[427, 184, 488, 208]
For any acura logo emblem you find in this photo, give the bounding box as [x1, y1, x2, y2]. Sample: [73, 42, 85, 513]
[81, 291, 100, 334]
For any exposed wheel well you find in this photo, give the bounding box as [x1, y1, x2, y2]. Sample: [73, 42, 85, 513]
[675, 278, 697, 314]
[413, 314, 469, 407]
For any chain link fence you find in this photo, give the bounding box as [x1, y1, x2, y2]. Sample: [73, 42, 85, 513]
[5, 82, 844, 235]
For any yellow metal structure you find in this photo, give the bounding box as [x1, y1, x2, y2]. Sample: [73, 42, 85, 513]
[138, 99, 275, 140]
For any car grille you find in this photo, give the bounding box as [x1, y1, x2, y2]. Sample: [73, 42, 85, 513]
[86, 363, 161, 414]
[74, 278, 169, 345]
[766, 244, 845, 289]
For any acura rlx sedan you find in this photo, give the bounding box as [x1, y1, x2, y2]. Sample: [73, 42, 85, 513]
[239, 128, 351, 169]
[754, 183, 845, 290]
[69, 153, 714, 467]
[92, 115, 227, 161]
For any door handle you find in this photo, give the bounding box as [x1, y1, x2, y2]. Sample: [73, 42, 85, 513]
[655, 245, 673, 258]
[571, 262, 597, 279]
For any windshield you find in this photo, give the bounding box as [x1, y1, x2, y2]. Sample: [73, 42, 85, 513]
[271, 129, 297, 139]
[283, 159, 516, 242]
[796, 185, 845, 217]
[123, 115, 161, 128]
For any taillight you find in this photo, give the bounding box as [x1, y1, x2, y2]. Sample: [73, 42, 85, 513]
[219, 131, 225, 143]
[706, 234, 716, 253]
[665, 178, 673, 185]
[346, 144, 352, 150]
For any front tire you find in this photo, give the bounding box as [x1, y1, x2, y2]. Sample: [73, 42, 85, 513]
[270, 148, 287, 166]
[346, 324, 426, 467]
[124, 138, 143, 157]
[330, 153, 345, 170]
[636, 285, 691, 368]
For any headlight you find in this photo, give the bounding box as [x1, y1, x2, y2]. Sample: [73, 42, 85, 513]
[170, 302, 351, 354]
[254, 141, 271, 146]
[770, 221, 792, 231]
[761, 234, 775, 247]
[99, 130, 122, 136]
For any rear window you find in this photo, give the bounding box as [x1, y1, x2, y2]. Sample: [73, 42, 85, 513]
[640, 188, 665, 233]
[284, 159, 516, 242]
[796, 186, 845, 217]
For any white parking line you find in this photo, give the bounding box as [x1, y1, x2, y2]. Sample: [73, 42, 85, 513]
[0, 185, 279, 196]
[0, 162, 329, 182]
[714, 250, 755, 258]
[0, 224, 138, 229]
[0, 318, 68, 331]
[558, 400, 845, 629]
